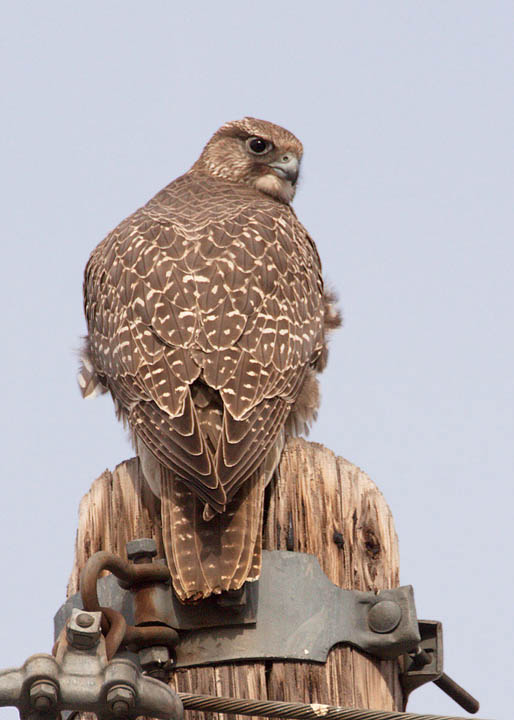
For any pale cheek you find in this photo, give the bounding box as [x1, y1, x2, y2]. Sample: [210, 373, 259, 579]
[254, 174, 295, 203]
[207, 156, 248, 180]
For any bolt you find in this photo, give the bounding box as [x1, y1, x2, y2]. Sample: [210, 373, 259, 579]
[409, 645, 432, 670]
[76, 612, 94, 628]
[111, 699, 130, 716]
[126, 537, 157, 563]
[368, 600, 402, 633]
[29, 680, 58, 710]
[107, 685, 135, 715]
[33, 696, 51, 711]
[138, 645, 173, 681]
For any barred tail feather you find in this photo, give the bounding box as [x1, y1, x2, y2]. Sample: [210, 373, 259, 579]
[136, 417, 285, 603]
[160, 468, 269, 602]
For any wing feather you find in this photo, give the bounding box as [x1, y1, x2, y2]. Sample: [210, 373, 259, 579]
[84, 173, 325, 509]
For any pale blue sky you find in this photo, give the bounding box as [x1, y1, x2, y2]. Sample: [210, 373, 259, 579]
[1, 3, 512, 718]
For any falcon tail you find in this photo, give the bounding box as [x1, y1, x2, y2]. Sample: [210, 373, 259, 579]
[160, 467, 267, 602]
[144, 427, 284, 603]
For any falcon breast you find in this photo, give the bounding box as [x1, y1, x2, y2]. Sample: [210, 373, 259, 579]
[80, 117, 340, 601]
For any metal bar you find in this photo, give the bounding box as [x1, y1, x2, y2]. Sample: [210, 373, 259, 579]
[434, 674, 480, 715]
[178, 692, 489, 720]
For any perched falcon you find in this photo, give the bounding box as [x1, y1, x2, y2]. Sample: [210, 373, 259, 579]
[80, 117, 340, 602]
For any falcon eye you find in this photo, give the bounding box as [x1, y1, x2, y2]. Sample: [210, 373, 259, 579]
[246, 136, 273, 155]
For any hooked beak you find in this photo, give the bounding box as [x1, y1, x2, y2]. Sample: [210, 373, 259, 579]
[268, 153, 299, 185]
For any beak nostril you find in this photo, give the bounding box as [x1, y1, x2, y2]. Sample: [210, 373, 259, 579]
[268, 155, 299, 184]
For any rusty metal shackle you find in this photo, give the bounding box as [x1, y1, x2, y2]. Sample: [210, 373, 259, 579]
[79, 544, 178, 661]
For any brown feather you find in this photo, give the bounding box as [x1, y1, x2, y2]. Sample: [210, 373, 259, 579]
[81, 117, 340, 601]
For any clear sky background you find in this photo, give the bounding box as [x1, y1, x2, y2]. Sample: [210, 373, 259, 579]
[1, 3, 512, 719]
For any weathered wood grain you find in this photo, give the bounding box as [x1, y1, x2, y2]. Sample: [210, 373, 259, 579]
[67, 438, 402, 717]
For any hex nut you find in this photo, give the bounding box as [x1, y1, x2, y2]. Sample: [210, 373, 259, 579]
[29, 681, 58, 710]
[107, 684, 136, 709]
[67, 608, 102, 648]
[126, 538, 157, 562]
[139, 645, 170, 668]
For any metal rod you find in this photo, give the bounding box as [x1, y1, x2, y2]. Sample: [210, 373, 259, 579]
[434, 673, 480, 715]
[178, 692, 488, 720]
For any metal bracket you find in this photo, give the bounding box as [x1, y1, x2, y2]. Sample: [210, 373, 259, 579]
[0, 609, 183, 720]
[56, 549, 421, 666]
[401, 621, 480, 714]
[401, 620, 444, 698]
[52, 543, 479, 714]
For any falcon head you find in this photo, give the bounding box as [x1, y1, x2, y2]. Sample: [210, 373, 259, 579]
[194, 117, 303, 204]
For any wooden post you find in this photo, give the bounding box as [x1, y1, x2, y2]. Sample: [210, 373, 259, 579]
[67, 437, 403, 716]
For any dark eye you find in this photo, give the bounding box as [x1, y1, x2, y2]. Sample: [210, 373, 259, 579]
[246, 136, 273, 155]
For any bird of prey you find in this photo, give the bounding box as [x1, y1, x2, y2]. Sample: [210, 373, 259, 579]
[80, 117, 340, 602]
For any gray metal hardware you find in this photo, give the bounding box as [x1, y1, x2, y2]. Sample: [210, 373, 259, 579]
[52, 544, 480, 713]
[402, 620, 444, 698]
[56, 550, 421, 666]
[0, 608, 183, 720]
[126, 537, 158, 563]
[401, 621, 480, 714]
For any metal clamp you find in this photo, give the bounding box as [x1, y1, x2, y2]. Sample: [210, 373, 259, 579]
[54, 541, 480, 714]
[56, 545, 421, 665]
[0, 608, 183, 720]
[170, 551, 421, 664]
